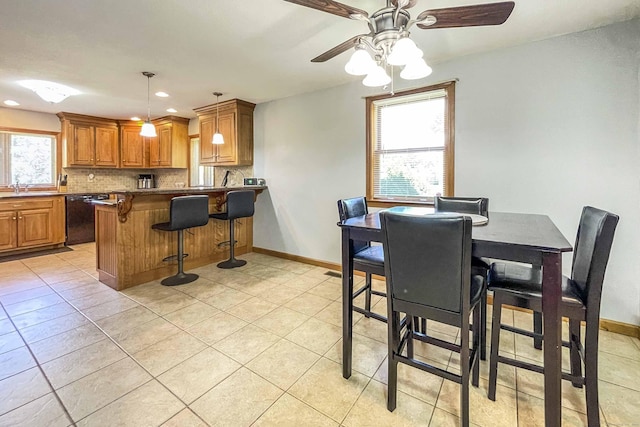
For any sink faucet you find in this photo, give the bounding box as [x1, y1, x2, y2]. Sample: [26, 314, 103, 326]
[8, 179, 20, 194]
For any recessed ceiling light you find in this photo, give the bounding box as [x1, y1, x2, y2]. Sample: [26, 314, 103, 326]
[18, 79, 80, 103]
[155, 91, 169, 97]
[4, 100, 19, 106]
[166, 108, 177, 113]
[131, 116, 141, 121]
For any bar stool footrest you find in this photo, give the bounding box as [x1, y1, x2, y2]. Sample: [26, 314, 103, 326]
[162, 253, 189, 263]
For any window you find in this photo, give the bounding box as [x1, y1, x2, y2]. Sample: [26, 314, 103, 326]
[189, 137, 214, 186]
[366, 81, 455, 205]
[0, 130, 57, 188]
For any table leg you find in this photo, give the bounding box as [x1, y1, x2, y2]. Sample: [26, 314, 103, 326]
[542, 251, 562, 427]
[341, 227, 354, 379]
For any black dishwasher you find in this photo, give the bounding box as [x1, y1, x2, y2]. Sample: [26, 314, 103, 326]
[65, 194, 109, 245]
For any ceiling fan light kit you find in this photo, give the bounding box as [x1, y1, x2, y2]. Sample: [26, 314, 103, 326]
[285, 0, 515, 89]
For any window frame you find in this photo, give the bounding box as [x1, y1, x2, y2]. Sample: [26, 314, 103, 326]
[366, 81, 455, 207]
[0, 127, 61, 192]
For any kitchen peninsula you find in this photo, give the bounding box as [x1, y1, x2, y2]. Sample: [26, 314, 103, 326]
[95, 185, 266, 290]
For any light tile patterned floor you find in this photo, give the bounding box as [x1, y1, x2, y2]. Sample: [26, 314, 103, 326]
[0, 243, 639, 426]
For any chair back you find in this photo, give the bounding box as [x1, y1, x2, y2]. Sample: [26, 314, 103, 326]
[381, 212, 472, 316]
[435, 196, 489, 217]
[337, 197, 370, 254]
[226, 190, 255, 220]
[570, 206, 619, 314]
[169, 195, 210, 230]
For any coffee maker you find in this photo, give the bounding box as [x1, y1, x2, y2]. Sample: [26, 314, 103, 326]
[137, 174, 155, 189]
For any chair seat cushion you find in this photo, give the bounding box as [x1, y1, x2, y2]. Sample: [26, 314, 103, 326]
[152, 222, 173, 232]
[472, 256, 490, 270]
[353, 245, 384, 268]
[210, 212, 229, 221]
[470, 274, 484, 306]
[488, 262, 585, 308]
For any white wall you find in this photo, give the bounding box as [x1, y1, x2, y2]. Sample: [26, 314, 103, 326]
[0, 107, 60, 132]
[253, 19, 640, 326]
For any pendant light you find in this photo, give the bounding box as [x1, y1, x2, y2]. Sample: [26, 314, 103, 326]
[140, 72, 157, 137]
[212, 92, 224, 145]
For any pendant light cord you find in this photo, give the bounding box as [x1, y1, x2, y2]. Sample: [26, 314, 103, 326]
[147, 75, 151, 121]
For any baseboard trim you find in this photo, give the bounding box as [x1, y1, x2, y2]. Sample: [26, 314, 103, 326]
[252, 247, 640, 338]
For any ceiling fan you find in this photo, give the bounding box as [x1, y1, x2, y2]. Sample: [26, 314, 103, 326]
[284, 0, 515, 85]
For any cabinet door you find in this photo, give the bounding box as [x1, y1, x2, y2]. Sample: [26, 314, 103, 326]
[199, 117, 216, 164]
[149, 124, 172, 167]
[0, 211, 17, 251]
[95, 126, 118, 167]
[17, 208, 53, 248]
[120, 127, 146, 168]
[71, 124, 95, 166]
[215, 111, 237, 164]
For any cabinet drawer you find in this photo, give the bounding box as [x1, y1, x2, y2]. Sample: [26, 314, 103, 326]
[0, 198, 55, 212]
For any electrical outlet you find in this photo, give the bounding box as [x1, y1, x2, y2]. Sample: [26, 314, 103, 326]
[87, 173, 95, 183]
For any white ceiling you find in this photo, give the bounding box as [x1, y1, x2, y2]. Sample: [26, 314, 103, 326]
[1, 0, 638, 120]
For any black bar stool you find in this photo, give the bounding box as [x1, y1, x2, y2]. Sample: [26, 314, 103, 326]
[210, 190, 255, 269]
[152, 195, 210, 286]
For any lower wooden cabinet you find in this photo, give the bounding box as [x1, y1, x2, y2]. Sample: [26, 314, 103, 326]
[0, 196, 66, 254]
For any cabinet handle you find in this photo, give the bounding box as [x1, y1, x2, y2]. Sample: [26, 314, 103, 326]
[18, 216, 22, 219]
[12, 217, 16, 220]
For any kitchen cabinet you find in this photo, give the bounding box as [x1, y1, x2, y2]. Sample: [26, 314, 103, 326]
[194, 99, 255, 166]
[119, 123, 146, 168]
[149, 116, 189, 168]
[58, 113, 119, 168]
[0, 196, 65, 254]
[119, 117, 188, 169]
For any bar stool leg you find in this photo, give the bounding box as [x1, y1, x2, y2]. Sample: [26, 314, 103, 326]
[161, 229, 199, 286]
[217, 219, 247, 269]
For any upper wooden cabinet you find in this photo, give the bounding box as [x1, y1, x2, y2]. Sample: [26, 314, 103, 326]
[118, 117, 188, 169]
[194, 99, 255, 166]
[58, 113, 119, 168]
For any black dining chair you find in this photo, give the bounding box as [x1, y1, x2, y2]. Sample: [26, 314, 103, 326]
[435, 196, 490, 359]
[487, 206, 619, 427]
[337, 197, 386, 322]
[210, 190, 255, 269]
[381, 211, 484, 427]
[151, 195, 210, 286]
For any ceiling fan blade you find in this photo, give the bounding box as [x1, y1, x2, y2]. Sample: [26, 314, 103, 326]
[311, 34, 369, 62]
[284, 0, 368, 19]
[417, 1, 515, 29]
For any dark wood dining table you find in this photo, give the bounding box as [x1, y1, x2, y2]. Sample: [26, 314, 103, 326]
[338, 206, 572, 427]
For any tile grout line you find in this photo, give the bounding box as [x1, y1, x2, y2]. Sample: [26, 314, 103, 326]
[0, 300, 77, 426]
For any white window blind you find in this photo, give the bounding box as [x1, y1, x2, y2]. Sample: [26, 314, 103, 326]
[189, 137, 214, 186]
[371, 88, 449, 203]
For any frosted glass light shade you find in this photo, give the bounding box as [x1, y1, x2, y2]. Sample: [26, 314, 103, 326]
[387, 37, 423, 66]
[345, 49, 375, 76]
[18, 80, 80, 103]
[212, 132, 224, 145]
[362, 65, 391, 87]
[400, 58, 432, 80]
[140, 121, 157, 137]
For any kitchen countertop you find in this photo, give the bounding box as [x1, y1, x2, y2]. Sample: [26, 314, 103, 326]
[0, 186, 267, 199]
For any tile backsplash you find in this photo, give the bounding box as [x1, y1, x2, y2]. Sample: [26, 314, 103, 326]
[63, 168, 188, 193]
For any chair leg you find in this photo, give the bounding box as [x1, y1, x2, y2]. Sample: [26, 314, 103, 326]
[488, 293, 503, 401]
[460, 317, 471, 427]
[569, 319, 583, 388]
[217, 219, 247, 269]
[584, 325, 600, 427]
[406, 317, 414, 359]
[161, 229, 199, 286]
[533, 311, 543, 350]
[420, 318, 426, 335]
[387, 311, 399, 412]
[364, 273, 372, 317]
[480, 290, 487, 360]
[472, 303, 481, 387]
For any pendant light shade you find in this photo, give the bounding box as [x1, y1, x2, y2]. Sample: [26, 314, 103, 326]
[212, 92, 224, 145]
[140, 72, 157, 137]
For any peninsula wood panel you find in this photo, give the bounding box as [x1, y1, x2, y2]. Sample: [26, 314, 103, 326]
[95, 189, 259, 290]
